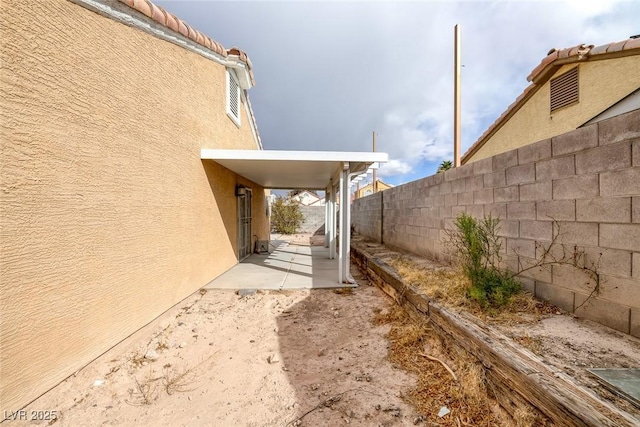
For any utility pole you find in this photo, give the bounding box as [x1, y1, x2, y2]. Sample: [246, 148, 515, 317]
[372, 131, 377, 193]
[454, 24, 461, 167]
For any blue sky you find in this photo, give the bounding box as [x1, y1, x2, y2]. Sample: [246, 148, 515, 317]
[157, 0, 639, 187]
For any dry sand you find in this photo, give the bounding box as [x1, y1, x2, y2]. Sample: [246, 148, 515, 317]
[16, 269, 421, 427]
[13, 234, 640, 426]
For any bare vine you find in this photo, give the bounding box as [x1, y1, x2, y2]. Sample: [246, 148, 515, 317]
[510, 219, 604, 310]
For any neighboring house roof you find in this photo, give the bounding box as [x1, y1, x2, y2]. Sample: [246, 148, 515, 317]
[359, 179, 393, 190]
[462, 37, 640, 164]
[299, 190, 321, 198]
[292, 190, 324, 206]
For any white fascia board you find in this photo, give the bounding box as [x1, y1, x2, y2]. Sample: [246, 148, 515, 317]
[201, 149, 388, 163]
[241, 92, 262, 150]
[226, 59, 253, 90]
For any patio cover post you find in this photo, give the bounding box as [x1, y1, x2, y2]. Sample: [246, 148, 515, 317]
[324, 184, 330, 248]
[329, 180, 337, 260]
[338, 163, 353, 283]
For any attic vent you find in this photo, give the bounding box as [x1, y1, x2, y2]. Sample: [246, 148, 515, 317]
[226, 70, 241, 126]
[550, 67, 579, 112]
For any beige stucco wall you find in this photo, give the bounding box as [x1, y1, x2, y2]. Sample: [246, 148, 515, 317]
[355, 181, 392, 199]
[1, 0, 268, 412]
[469, 55, 640, 162]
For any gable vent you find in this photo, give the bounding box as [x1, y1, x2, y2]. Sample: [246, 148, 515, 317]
[227, 70, 241, 125]
[550, 67, 579, 112]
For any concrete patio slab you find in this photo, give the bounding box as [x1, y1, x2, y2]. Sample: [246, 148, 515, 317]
[204, 239, 352, 290]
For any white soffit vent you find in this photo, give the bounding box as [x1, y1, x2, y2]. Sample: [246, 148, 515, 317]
[550, 67, 579, 112]
[227, 70, 241, 125]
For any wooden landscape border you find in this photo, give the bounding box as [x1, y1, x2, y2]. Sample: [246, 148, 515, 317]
[351, 242, 639, 427]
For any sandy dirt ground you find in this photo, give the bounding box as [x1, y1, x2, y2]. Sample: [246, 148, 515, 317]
[12, 235, 640, 426]
[14, 269, 423, 427]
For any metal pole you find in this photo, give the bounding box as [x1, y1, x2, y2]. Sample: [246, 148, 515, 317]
[454, 24, 461, 167]
[324, 186, 330, 248]
[372, 131, 377, 192]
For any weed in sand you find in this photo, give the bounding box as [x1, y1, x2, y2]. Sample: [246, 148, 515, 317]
[127, 370, 160, 405]
[162, 363, 198, 395]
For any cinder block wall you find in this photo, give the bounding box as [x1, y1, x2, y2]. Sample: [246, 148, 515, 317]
[353, 109, 640, 336]
[299, 205, 325, 234]
[351, 193, 383, 242]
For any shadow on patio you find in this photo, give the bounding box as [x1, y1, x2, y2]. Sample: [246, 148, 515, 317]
[204, 234, 351, 291]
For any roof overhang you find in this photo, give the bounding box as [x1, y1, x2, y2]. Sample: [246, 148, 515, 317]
[201, 149, 388, 190]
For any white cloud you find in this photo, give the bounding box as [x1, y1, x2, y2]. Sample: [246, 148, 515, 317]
[158, 0, 639, 180]
[378, 159, 412, 177]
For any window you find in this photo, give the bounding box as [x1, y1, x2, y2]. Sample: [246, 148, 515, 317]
[364, 189, 373, 196]
[550, 67, 579, 112]
[226, 69, 241, 126]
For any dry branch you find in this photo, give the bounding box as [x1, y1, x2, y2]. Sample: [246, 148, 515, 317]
[418, 353, 458, 382]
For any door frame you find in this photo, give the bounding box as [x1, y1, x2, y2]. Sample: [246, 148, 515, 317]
[237, 186, 253, 261]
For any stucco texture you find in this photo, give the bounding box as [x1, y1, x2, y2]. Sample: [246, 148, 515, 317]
[470, 55, 640, 162]
[1, 0, 268, 412]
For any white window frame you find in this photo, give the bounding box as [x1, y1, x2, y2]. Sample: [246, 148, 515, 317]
[226, 69, 241, 127]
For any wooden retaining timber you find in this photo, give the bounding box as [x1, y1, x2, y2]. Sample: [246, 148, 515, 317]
[351, 243, 640, 427]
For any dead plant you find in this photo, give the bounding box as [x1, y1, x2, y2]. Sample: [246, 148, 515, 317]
[162, 363, 198, 395]
[126, 370, 160, 406]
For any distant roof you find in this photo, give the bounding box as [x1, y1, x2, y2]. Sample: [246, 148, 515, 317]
[462, 37, 640, 163]
[360, 179, 393, 188]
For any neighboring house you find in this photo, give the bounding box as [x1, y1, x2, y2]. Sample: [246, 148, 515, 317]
[354, 180, 393, 199]
[291, 190, 325, 206]
[1, 0, 270, 412]
[463, 37, 640, 164]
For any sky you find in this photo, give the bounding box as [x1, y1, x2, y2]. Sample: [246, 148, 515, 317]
[157, 0, 639, 187]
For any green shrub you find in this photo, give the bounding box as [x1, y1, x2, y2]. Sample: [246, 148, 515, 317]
[447, 213, 520, 308]
[271, 197, 304, 234]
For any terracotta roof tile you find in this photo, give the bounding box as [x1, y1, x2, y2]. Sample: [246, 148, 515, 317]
[165, 12, 179, 33]
[194, 30, 205, 46]
[588, 43, 609, 55]
[129, 0, 152, 18]
[557, 46, 573, 59]
[607, 40, 627, 53]
[149, 3, 164, 24]
[463, 37, 640, 164]
[176, 18, 188, 37]
[626, 37, 640, 50]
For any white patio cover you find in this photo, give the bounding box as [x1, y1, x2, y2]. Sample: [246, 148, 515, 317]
[201, 149, 388, 283]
